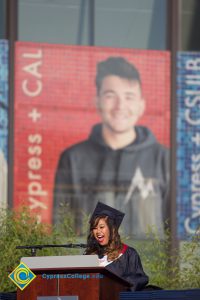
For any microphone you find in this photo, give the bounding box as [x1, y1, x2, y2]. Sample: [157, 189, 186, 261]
[91, 240, 105, 259]
[16, 243, 87, 256]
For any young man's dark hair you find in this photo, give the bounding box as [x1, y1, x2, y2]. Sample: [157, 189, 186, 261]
[95, 56, 141, 94]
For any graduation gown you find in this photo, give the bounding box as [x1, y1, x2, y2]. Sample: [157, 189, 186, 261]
[105, 244, 149, 291]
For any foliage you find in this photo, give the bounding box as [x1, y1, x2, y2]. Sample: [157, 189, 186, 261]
[132, 225, 200, 290]
[178, 233, 200, 289]
[0, 207, 77, 292]
[1, 208, 199, 292]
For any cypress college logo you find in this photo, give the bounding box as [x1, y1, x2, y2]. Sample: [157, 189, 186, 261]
[8, 262, 36, 290]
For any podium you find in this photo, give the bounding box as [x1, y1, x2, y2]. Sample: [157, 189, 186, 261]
[17, 255, 131, 300]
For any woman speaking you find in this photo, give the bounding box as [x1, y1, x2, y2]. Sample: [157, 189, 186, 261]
[85, 202, 149, 291]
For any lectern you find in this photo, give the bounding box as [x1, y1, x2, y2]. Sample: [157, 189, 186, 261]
[17, 255, 131, 300]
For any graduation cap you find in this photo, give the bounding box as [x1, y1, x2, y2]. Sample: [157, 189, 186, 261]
[90, 202, 125, 229]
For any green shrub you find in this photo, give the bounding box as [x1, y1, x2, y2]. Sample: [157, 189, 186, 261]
[0, 207, 77, 292]
[133, 226, 200, 289]
[178, 233, 200, 289]
[1, 208, 199, 292]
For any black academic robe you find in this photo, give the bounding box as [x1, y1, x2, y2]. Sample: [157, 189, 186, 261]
[105, 244, 149, 291]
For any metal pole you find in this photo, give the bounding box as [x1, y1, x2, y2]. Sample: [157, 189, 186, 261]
[88, 0, 95, 45]
[167, 0, 182, 257]
[77, 0, 87, 45]
[5, 0, 18, 208]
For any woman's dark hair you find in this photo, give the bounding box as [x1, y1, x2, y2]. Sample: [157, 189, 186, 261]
[85, 216, 123, 261]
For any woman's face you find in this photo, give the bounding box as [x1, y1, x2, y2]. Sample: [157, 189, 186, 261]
[92, 218, 110, 246]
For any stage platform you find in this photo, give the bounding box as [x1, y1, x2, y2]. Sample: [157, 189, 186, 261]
[1, 288, 200, 300]
[120, 289, 200, 300]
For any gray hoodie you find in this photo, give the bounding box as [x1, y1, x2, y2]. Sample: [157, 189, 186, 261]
[53, 124, 169, 239]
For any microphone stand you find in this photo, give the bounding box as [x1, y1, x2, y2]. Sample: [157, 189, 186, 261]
[16, 243, 87, 256]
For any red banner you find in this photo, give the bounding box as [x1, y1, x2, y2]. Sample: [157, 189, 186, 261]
[14, 42, 170, 229]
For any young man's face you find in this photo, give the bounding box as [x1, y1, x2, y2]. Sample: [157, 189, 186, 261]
[96, 75, 145, 135]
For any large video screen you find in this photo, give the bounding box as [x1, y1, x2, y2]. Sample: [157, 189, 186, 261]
[14, 42, 170, 239]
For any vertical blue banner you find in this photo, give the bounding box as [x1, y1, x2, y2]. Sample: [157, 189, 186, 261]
[177, 52, 200, 239]
[0, 40, 8, 208]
